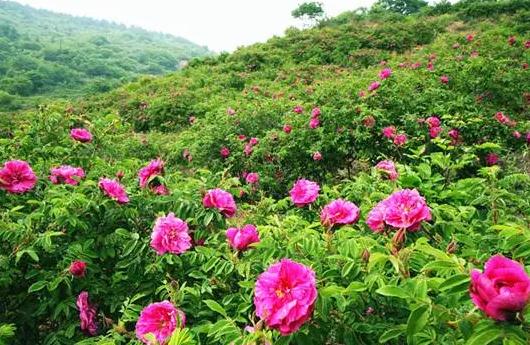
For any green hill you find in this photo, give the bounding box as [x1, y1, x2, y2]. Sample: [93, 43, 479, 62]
[0, 0, 210, 111]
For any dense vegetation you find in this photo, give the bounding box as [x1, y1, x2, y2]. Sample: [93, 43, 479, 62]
[0, 1, 209, 111]
[1, 0, 530, 344]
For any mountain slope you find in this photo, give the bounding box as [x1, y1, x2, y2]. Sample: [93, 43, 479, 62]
[0, 0, 210, 110]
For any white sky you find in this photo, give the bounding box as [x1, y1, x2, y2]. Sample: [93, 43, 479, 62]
[13, 0, 376, 52]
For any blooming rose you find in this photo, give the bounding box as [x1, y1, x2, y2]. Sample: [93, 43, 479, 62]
[249, 137, 259, 146]
[220, 147, 230, 159]
[368, 81, 380, 92]
[508, 36, 516, 46]
[379, 68, 392, 80]
[312, 151, 322, 161]
[393, 134, 407, 146]
[136, 301, 186, 345]
[309, 118, 320, 129]
[77, 292, 97, 336]
[226, 224, 260, 251]
[466, 34, 474, 42]
[363, 116, 376, 128]
[440, 75, 449, 84]
[289, 179, 320, 207]
[245, 172, 259, 184]
[254, 259, 317, 335]
[470, 255, 530, 321]
[366, 189, 431, 232]
[49, 165, 85, 185]
[448, 129, 460, 141]
[485, 153, 499, 166]
[382, 126, 396, 138]
[69, 260, 87, 277]
[311, 107, 321, 117]
[138, 159, 166, 193]
[425, 116, 441, 128]
[429, 126, 442, 138]
[283, 124, 292, 134]
[320, 199, 360, 227]
[98, 178, 129, 204]
[293, 105, 303, 114]
[227, 107, 236, 115]
[0, 160, 37, 194]
[202, 188, 237, 217]
[70, 128, 93, 143]
[513, 131, 521, 139]
[150, 213, 191, 255]
[375, 160, 398, 180]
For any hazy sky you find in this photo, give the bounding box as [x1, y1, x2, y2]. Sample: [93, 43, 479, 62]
[13, 0, 376, 52]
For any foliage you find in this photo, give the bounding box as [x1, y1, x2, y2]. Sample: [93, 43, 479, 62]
[1, 0, 530, 344]
[291, 2, 325, 25]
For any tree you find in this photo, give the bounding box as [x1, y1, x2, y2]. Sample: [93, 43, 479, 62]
[373, 0, 428, 14]
[292, 2, 325, 25]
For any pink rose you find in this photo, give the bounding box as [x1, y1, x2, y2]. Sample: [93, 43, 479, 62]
[136, 301, 186, 344]
[293, 105, 303, 114]
[320, 199, 360, 227]
[243, 143, 254, 156]
[366, 189, 431, 232]
[98, 178, 129, 204]
[466, 34, 474, 42]
[368, 81, 380, 92]
[150, 213, 192, 255]
[382, 126, 396, 139]
[440, 75, 449, 84]
[309, 118, 320, 129]
[375, 160, 399, 180]
[485, 153, 499, 166]
[508, 36, 516, 46]
[429, 126, 442, 138]
[138, 159, 167, 194]
[245, 172, 259, 184]
[202, 188, 237, 217]
[76, 292, 97, 336]
[393, 134, 407, 146]
[363, 116, 376, 128]
[49, 165, 85, 185]
[249, 137, 259, 146]
[283, 124, 292, 134]
[378, 68, 392, 80]
[238, 134, 247, 141]
[254, 259, 317, 335]
[312, 151, 322, 161]
[513, 131, 521, 139]
[425, 116, 441, 128]
[0, 160, 37, 194]
[470, 255, 530, 321]
[448, 128, 460, 140]
[289, 179, 320, 207]
[70, 128, 93, 143]
[69, 260, 87, 277]
[220, 146, 230, 159]
[311, 107, 321, 117]
[226, 224, 260, 251]
[227, 107, 236, 115]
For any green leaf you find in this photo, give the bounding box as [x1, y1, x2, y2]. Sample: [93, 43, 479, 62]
[203, 299, 228, 318]
[28, 281, 47, 293]
[320, 284, 345, 298]
[376, 285, 410, 299]
[379, 325, 406, 343]
[465, 328, 501, 345]
[406, 304, 430, 344]
[438, 274, 470, 294]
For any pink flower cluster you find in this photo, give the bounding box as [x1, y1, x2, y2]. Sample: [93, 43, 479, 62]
[0, 160, 37, 194]
[226, 224, 260, 251]
[425, 116, 443, 139]
[49, 165, 85, 185]
[150, 213, 191, 255]
[136, 301, 186, 344]
[375, 160, 398, 180]
[254, 259, 317, 335]
[494, 112, 516, 127]
[77, 292, 97, 335]
[320, 199, 360, 227]
[366, 189, 431, 232]
[243, 137, 259, 156]
[470, 255, 530, 321]
[245, 172, 259, 184]
[202, 188, 237, 217]
[381, 126, 407, 146]
[289, 179, 320, 207]
[309, 107, 321, 129]
[220, 146, 230, 159]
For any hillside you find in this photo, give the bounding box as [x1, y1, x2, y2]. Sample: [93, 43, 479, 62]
[1, 0, 530, 344]
[0, 0, 210, 111]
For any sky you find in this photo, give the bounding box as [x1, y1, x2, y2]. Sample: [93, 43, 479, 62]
[13, 0, 376, 52]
